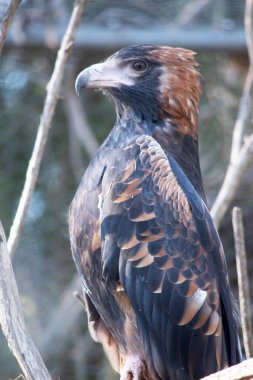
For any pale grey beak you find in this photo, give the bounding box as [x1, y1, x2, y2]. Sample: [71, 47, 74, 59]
[75, 59, 134, 95]
[75, 62, 105, 95]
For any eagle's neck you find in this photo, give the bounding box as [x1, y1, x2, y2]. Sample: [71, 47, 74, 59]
[152, 121, 206, 202]
[107, 105, 206, 203]
[105, 105, 151, 146]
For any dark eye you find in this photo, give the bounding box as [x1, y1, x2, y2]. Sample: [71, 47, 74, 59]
[132, 60, 148, 72]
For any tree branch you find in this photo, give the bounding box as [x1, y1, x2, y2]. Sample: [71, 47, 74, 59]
[211, 134, 253, 226]
[232, 207, 253, 358]
[38, 275, 83, 359]
[230, 0, 253, 164]
[176, 0, 211, 27]
[0, 222, 52, 380]
[0, 0, 21, 57]
[200, 358, 253, 380]
[7, 0, 88, 257]
[211, 0, 253, 227]
[65, 69, 99, 158]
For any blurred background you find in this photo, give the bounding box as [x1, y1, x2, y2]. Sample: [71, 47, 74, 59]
[0, 0, 252, 379]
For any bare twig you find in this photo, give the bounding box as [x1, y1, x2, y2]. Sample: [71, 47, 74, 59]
[230, 0, 253, 163]
[211, 0, 253, 227]
[176, 0, 211, 27]
[68, 119, 86, 181]
[200, 358, 253, 380]
[232, 207, 253, 358]
[65, 70, 99, 158]
[211, 135, 253, 226]
[0, 222, 52, 380]
[7, 0, 88, 257]
[38, 275, 83, 359]
[0, 0, 21, 56]
[245, 0, 253, 66]
[229, 67, 253, 165]
[74, 290, 87, 309]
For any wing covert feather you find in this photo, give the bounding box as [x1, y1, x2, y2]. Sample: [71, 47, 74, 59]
[100, 135, 239, 379]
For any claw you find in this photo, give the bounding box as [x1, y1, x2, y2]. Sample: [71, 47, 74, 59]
[120, 355, 149, 380]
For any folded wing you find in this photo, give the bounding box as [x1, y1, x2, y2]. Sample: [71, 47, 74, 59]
[100, 135, 240, 379]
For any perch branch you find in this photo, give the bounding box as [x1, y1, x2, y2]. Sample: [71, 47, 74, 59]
[0, 0, 21, 57]
[232, 207, 253, 358]
[7, 0, 88, 257]
[0, 222, 52, 380]
[201, 358, 253, 380]
[211, 0, 253, 227]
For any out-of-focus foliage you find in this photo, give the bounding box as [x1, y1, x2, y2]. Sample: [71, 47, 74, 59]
[0, 0, 251, 379]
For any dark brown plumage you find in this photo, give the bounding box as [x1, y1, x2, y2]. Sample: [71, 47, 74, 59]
[69, 45, 241, 380]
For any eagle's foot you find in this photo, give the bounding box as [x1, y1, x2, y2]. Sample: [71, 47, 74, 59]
[120, 355, 149, 380]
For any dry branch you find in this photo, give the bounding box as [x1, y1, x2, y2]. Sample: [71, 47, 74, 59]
[211, 135, 253, 226]
[200, 358, 253, 380]
[65, 70, 99, 158]
[38, 275, 83, 359]
[0, 0, 21, 56]
[0, 222, 52, 380]
[232, 207, 253, 358]
[7, 0, 88, 257]
[177, 0, 211, 27]
[245, 0, 253, 66]
[211, 0, 253, 227]
[230, 0, 253, 163]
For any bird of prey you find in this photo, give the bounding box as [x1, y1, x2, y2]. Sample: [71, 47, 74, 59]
[69, 45, 241, 380]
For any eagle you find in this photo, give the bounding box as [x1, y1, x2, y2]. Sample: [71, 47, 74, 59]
[69, 45, 241, 380]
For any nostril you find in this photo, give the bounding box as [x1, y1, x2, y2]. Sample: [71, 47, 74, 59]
[94, 66, 103, 74]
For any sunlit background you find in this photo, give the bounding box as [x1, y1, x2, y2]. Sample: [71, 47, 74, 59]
[0, 0, 251, 379]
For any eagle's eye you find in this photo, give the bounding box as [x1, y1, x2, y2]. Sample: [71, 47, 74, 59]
[131, 60, 148, 72]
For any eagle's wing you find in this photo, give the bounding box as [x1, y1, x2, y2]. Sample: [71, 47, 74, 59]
[101, 135, 240, 380]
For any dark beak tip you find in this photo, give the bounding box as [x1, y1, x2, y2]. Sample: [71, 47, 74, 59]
[75, 77, 81, 96]
[75, 71, 87, 96]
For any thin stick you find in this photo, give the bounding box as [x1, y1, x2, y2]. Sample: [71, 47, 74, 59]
[0, 222, 52, 380]
[7, 0, 88, 257]
[38, 275, 83, 359]
[245, 0, 253, 66]
[211, 0, 253, 227]
[211, 135, 253, 227]
[176, 0, 211, 27]
[230, 0, 253, 164]
[0, 0, 21, 57]
[73, 290, 87, 309]
[200, 358, 253, 380]
[65, 70, 99, 158]
[229, 68, 253, 165]
[232, 207, 253, 359]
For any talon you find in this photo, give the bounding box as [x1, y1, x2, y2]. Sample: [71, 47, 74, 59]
[120, 355, 149, 380]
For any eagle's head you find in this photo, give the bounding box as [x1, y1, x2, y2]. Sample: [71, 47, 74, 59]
[75, 45, 201, 137]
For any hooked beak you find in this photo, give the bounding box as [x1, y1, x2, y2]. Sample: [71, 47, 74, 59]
[75, 59, 134, 95]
